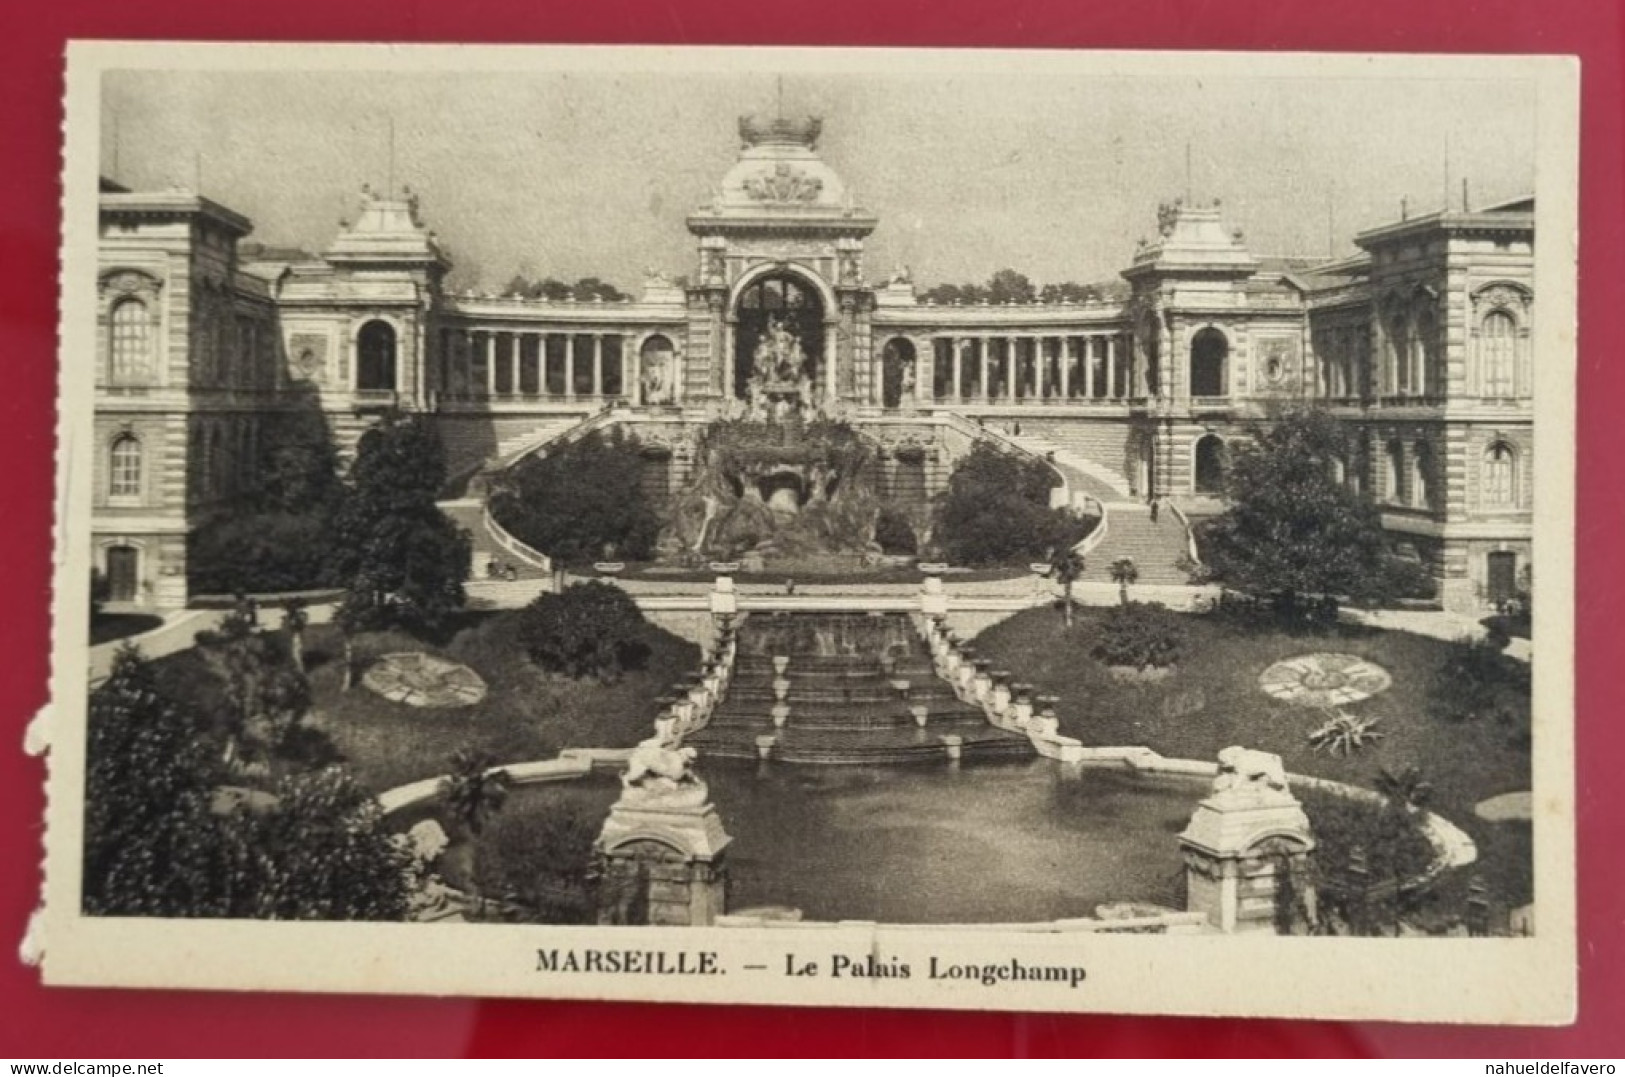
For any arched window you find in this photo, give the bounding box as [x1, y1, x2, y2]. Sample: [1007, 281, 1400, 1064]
[1483, 441, 1518, 508]
[356, 320, 398, 392]
[1193, 434, 1227, 495]
[1189, 327, 1228, 398]
[1481, 310, 1517, 398]
[1410, 307, 1435, 397]
[1411, 441, 1433, 509]
[109, 298, 151, 384]
[109, 435, 142, 500]
[1385, 440, 1405, 503]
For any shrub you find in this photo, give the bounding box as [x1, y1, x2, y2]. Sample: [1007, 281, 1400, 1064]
[1427, 637, 1530, 727]
[188, 511, 339, 594]
[1376, 553, 1438, 603]
[873, 506, 918, 555]
[1091, 601, 1187, 670]
[516, 580, 650, 682]
[934, 443, 1094, 566]
[1298, 786, 1439, 935]
[492, 429, 662, 567]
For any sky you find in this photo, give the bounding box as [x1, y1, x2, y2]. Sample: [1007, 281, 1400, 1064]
[101, 55, 1540, 293]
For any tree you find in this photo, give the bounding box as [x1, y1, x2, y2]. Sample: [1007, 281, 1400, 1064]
[193, 610, 313, 771]
[1200, 408, 1394, 619]
[491, 428, 662, 570]
[516, 580, 651, 682]
[933, 443, 1093, 566]
[440, 748, 513, 841]
[83, 645, 232, 916]
[220, 767, 411, 921]
[1109, 556, 1139, 606]
[1047, 545, 1085, 627]
[987, 268, 1037, 305]
[329, 412, 471, 659]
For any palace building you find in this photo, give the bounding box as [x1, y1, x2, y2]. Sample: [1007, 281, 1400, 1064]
[91, 111, 1534, 612]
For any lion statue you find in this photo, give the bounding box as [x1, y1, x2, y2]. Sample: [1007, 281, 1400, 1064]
[1212, 745, 1290, 799]
[623, 734, 699, 789]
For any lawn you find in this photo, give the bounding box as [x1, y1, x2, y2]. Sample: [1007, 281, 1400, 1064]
[972, 604, 1534, 918]
[156, 610, 701, 796]
[300, 613, 701, 793]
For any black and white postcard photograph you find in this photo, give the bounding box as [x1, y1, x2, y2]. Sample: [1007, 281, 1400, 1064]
[39, 43, 1579, 1022]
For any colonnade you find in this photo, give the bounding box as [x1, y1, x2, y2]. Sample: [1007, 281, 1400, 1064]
[439, 328, 639, 401]
[911, 332, 1141, 405]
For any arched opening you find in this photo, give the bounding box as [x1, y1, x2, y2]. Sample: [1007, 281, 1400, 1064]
[1385, 439, 1405, 503]
[1193, 434, 1227, 495]
[638, 445, 673, 507]
[357, 320, 398, 392]
[109, 434, 142, 502]
[1483, 441, 1518, 508]
[640, 335, 677, 405]
[734, 272, 825, 403]
[109, 297, 151, 384]
[880, 338, 915, 410]
[1411, 440, 1433, 510]
[106, 545, 139, 602]
[1480, 310, 1518, 397]
[1133, 434, 1156, 498]
[1189, 327, 1228, 398]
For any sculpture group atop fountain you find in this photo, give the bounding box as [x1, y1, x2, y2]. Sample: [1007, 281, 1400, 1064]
[746, 317, 815, 418]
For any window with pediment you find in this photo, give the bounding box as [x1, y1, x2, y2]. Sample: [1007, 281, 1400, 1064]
[1480, 310, 1518, 398]
[109, 297, 153, 384]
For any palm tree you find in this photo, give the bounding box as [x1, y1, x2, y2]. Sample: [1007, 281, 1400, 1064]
[1375, 764, 1434, 813]
[439, 748, 513, 918]
[441, 748, 512, 840]
[1047, 545, 1085, 628]
[1109, 556, 1139, 606]
[280, 597, 310, 674]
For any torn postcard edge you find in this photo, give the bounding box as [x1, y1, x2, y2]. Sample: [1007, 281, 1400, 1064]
[35, 42, 1579, 1023]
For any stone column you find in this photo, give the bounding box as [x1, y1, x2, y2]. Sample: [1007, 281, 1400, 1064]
[1106, 335, 1118, 399]
[952, 338, 965, 404]
[1060, 337, 1072, 400]
[484, 331, 497, 398]
[564, 335, 577, 400]
[824, 325, 838, 404]
[508, 334, 520, 397]
[1179, 748, 1317, 934]
[979, 337, 991, 401]
[592, 334, 604, 398]
[917, 338, 932, 405]
[624, 332, 639, 405]
[1035, 337, 1049, 401]
[1005, 338, 1018, 404]
[595, 765, 733, 928]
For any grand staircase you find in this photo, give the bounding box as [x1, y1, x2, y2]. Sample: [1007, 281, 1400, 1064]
[1077, 504, 1196, 585]
[686, 612, 1032, 765]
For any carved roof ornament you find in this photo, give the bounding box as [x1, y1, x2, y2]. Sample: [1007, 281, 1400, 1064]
[738, 113, 823, 149]
[743, 162, 824, 204]
[1157, 198, 1184, 237]
[99, 268, 161, 297]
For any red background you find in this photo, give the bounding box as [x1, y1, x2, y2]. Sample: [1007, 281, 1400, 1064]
[3, 0, 1621, 1058]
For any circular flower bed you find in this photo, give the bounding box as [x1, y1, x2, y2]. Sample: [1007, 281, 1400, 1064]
[363, 652, 487, 708]
[1258, 653, 1391, 707]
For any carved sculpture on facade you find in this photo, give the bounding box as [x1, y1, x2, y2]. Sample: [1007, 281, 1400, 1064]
[743, 162, 824, 204]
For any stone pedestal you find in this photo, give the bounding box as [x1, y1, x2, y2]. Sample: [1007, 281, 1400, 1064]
[1179, 747, 1316, 934]
[919, 568, 948, 618]
[596, 779, 732, 928]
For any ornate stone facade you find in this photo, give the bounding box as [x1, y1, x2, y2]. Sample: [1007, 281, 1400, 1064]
[92, 115, 1534, 612]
